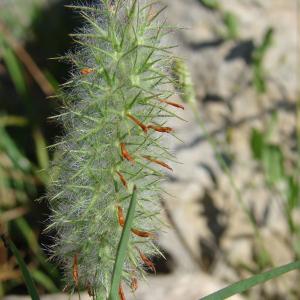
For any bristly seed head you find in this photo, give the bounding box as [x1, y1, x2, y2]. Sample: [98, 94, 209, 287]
[47, 0, 182, 297]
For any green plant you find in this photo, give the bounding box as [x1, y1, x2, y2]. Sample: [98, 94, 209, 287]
[198, 0, 221, 10]
[252, 27, 274, 94]
[173, 56, 300, 300]
[47, 1, 181, 298]
[0, 0, 44, 39]
[250, 121, 300, 255]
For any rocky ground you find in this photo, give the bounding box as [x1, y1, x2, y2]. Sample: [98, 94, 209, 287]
[4, 0, 300, 299]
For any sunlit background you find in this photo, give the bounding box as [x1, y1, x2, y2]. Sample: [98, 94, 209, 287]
[0, 0, 299, 299]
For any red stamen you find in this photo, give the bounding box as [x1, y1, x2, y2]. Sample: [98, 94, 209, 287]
[159, 99, 184, 110]
[80, 68, 94, 75]
[137, 248, 156, 274]
[117, 206, 153, 237]
[131, 277, 138, 292]
[116, 205, 125, 227]
[120, 143, 135, 163]
[73, 254, 79, 287]
[131, 228, 154, 238]
[142, 155, 173, 171]
[147, 125, 173, 133]
[127, 113, 148, 133]
[116, 171, 128, 189]
[119, 284, 126, 300]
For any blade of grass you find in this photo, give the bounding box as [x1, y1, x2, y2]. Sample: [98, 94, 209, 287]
[0, 20, 55, 96]
[0, 115, 28, 127]
[14, 217, 60, 280]
[0, 235, 40, 300]
[0, 127, 32, 173]
[33, 128, 49, 172]
[0, 35, 27, 97]
[31, 269, 59, 293]
[108, 185, 137, 300]
[200, 260, 300, 300]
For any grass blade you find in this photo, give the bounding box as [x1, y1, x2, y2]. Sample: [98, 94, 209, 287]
[200, 260, 300, 300]
[0, 235, 40, 300]
[0, 36, 27, 97]
[31, 269, 59, 293]
[108, 185, 137, 300]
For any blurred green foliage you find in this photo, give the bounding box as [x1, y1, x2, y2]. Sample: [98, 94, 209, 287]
[0, 0, 44, 39]
[250, 119, 300, 256]
[0, 0, 299, 298]
[0, 0, 75, 296]
[198, 0, 221, 10]
[252, 27, 274, 94]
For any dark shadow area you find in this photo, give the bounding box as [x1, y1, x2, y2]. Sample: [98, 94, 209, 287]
[176, 99, 296, 152]
[147, 248, 175, 275]
[197, 191, 227, 271]
[189, 38, 224, 51]
[202, 93, 225, 104]
[0, 1, 80, 294]
[225, 39, 255, 65]
[199, 191, 227, 247]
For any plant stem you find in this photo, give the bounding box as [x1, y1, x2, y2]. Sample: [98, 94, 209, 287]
[108, 186, 137, 300]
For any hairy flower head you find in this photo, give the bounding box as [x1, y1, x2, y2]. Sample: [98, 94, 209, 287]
[47, 0, 183, 297]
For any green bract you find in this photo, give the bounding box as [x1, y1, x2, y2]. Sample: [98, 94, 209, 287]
[47, 0, 182, 297]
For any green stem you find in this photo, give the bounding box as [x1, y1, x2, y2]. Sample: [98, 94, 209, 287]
[108, 185, 137, 300]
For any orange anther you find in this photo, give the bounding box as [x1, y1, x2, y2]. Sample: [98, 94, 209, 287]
[119, 284, 126, 300]
[120, 143, 135, 163]
[117, 206, 153, 237]
[159, 99, 184, 110]
[73, 254, 79, 287]
[116, 205, 125, 227]
[116, 171, 128, 189]
[131, 277, 138, 292]
[127, 113, 148, 133]
[80, 68, 94, 75]
[137, 248, 156, 274]
[142, 155, 173, 171]
[147, 125, 173, 133]
[131, 228, 154, 238]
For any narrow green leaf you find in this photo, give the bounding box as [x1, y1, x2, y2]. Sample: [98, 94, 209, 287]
[262, 144, 284, 185]
[0, 127, 32, 172]
[108, 185, 138, 300]
[31, 269, 59, 293]
[33, 128, 49, 172]
[0, 235, 40, 300]
[0, 38, 27, 96]
[287, 176, 299, 211]
[200, 260, 300, 300]
[14, 217, 60, 279]
[198, 0, 221, 10]
[223, 11, 239, 40]
[250, 128, 265, 160]
[0, 115, 28, 127]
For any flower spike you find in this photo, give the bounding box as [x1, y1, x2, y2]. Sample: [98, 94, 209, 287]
[47, 0, 183, 296]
